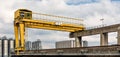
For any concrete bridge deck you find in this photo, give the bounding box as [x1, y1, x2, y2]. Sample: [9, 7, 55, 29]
[70, 24, 120, 47]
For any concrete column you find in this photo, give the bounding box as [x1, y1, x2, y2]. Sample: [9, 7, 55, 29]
[117, 30, 120, 45]
[75, 36, 82, 47]
[100, 33, 108, 46]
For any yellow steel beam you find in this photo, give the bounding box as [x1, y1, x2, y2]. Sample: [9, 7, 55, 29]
[21, 19, 84, 31]
[24, 22, 83, 32]
[21, 19, 55, 25]
[19, 22, 25, 51]
[24, 22, 83, 29]
[21, 19, 84, 28]
[14, 23, 19, 55]
[14, 23, 19, 48]
[60, 24, 84, 28]
[26, 25, 75, 32]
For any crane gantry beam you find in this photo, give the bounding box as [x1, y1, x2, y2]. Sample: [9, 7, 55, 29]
[14, 9, 84, 55]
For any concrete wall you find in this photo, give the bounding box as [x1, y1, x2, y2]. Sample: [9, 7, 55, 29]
[22, 45, 120, 55]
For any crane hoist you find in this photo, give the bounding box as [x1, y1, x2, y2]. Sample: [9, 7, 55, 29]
[14, 9, 84, 55]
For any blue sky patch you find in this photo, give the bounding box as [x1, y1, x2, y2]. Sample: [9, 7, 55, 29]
[111, 0, 120, 1]
[66, 0, 99, 5]
[26, 0, 42, 1]
[111, 0, 120, 2]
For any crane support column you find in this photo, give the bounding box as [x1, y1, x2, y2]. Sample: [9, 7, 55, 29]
[75, 36, 82, 47]
[19, 22, 25, 50]
[100, 33, 108, 46]
[14, 23, 19, 54]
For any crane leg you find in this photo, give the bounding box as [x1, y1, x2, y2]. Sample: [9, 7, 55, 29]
[14, 23, 19, 55]
[19, 22, 25, 51]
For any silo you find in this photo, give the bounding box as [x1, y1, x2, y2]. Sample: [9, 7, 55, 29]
[0, 39, 2, 57]
[25, 41, 32, 50]
[8, 39, 15, 57]
[2, 39, 8, 57]
[36, 39, 42, 50]
[32, 42, 35, 50]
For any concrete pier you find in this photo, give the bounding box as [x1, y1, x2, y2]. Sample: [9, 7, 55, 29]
[100, 33, 108, 46]
[117, 27, 120, 45]
[75, 36, 82, 47]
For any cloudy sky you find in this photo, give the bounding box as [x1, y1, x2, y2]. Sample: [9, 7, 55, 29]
[0, 0, 120, 49]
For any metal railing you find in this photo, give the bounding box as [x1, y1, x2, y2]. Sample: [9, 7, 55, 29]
[85, 24, 107, 30]
[32, 12, 84, 26]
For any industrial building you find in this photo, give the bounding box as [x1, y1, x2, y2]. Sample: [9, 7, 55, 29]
[56, 40, 75, 48]
[0, 36, 15, 57]
[25, 39, 42, 50]
[56, 40, 88, 48]
[25, 41, 32, 50]
[82, 41, 88, 47]
[32, 39, 42, 50]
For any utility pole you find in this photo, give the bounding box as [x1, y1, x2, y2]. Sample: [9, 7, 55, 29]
[100, 18, 104, 27]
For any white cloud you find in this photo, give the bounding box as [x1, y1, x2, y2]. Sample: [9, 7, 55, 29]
[108, 32, 117, 45]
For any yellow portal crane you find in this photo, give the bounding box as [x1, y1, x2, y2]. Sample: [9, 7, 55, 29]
[14, 9, 84, 54]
